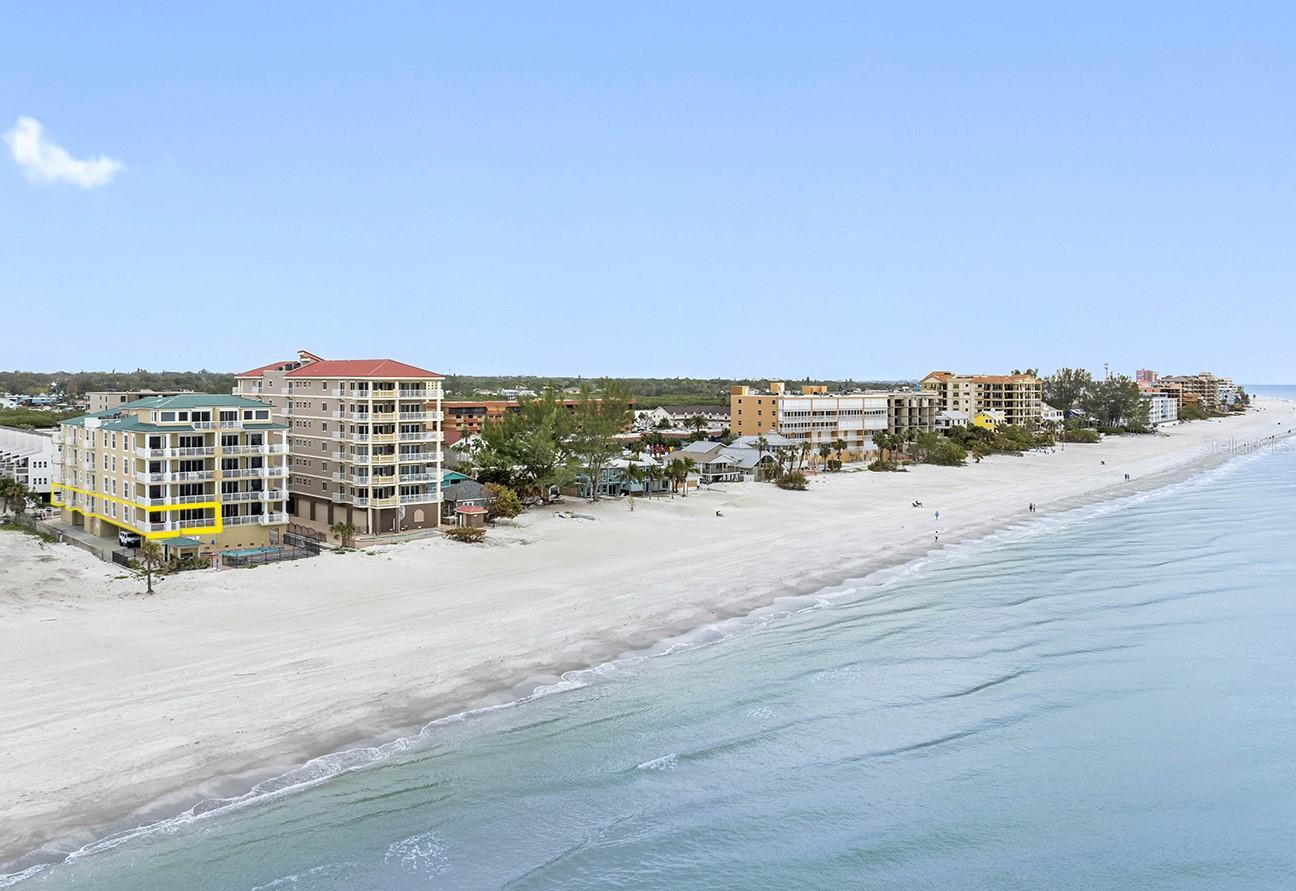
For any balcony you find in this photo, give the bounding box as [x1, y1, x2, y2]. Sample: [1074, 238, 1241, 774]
[398, 451, 438, 462]
[353, 497, 370, 508]
[224, 514, 261, 526]
[370, 411, 397, 423]
[399, 472, 437, 483]
[398, 430, 443, 442]
[259, 512, 288, 526]
[398, 389, 425, 399]
[399, 491, 440, 504]
[370, 453, 397, 465]
[330, 491, 350, 503]
[219, 467, 262, 479]
[344, 412, 371, 422]
[192, 420, 243, 430]
[369, 433, 398, 444]
[398, 411, 429, 421]
[370, 496, 399, 508]
[174, 470, 216, 482]
[350, 473, 370, 486]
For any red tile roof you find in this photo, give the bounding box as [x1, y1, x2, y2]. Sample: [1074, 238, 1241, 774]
[285, 359, 444, 379]
[236, 359, 298, 378]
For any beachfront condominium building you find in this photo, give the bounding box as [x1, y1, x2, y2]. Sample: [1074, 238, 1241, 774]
[921, 371, 1045, 427]
[886, 391, 939, 435]
[0, 426, 57, 499]
[235, 351, 444, 538]
[730, 382, 901, 460]
[1141, 391, 1180, 426]
[52, 395, 289, 550]
[1159, 372, 1233, 412]
[87, 390, 194, 414]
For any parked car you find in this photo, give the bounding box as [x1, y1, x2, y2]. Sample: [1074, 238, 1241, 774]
[118, 530, 142, 548]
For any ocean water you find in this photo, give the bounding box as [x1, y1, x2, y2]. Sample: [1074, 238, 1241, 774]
[12, 411, 1296, 889]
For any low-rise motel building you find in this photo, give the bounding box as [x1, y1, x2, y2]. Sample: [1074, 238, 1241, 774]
[730, 382, 936, 460]
[51, 395, 289, 552]
[443, 397, 583, 443]
[920, 371, 1045, 427]
[235, 351, 444, 538]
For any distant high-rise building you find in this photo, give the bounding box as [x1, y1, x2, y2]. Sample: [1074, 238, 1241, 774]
[1135, 369, 1158, 384]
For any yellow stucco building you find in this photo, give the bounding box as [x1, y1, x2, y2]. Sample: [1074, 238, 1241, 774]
[52, 394, 290, 554]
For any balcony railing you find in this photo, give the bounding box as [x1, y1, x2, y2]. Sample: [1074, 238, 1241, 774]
[330, 491, 349, 503]
[224, 514, 260, 526]
[399, 491, 440, 503]
[259, 513, 288, 525]
[399, 472, 437, 482]
[192, 420, 243, 430]
[398, 411, 429, 421]
[398, 430, 443, 442]
[398, 451, 438, 462]
[398, 389, 425, 399]
[370, 454, 397, 465]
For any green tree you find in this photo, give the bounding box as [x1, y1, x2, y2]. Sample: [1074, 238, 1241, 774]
[623, 462, 645, 510]
[484, 483, 522, 521]
[472, 391, 576, 500]
[0, 478, 31, 514]
[329, 521, 356, 549]
[912, 431, 968, 466]
[1043, 367, 1093, 413]
[1080, 375, 1148, 429]
[140, 540, 163, 595]
[570, 382, 633, 502]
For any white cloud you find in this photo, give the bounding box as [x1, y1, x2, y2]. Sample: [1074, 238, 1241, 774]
[4, 116, 123, 188]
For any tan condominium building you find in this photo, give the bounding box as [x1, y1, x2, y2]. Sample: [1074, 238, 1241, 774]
[52, 394, 289, 552]
[887, 390, 939, 435]
[921, 371, 1044, 427]
[1159, 372, 1234, 412]
[235, 350, 444, 538]
[731, 382, 933, 460]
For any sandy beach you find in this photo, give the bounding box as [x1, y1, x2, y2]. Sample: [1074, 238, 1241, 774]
[2, 401, 1292, 873]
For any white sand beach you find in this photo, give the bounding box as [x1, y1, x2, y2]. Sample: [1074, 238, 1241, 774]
[2, 402, 1292, 870]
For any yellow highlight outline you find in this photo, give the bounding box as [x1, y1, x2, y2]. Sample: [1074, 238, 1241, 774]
[50, 483, 224, 540]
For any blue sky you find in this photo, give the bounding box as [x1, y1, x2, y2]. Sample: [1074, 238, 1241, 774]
[3, 3, 1293, 381]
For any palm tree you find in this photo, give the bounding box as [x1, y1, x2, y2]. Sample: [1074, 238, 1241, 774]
[680, 456, 696, 495]
[646, 463, 664, 498]
[689, 415, 707, 435]
[755, 435, 770, 482]
[0, 478, 30, 515]
[874, 432, 894, 465]
[798, 441, 812, 472]
[140, 540, 163, 595]
[817, 442, 832, 470]
[330, 521, 356, 549]
[832, 438, 847, 466]
[623, 462, 645, 511]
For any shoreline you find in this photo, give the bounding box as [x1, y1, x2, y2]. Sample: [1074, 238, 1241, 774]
[3, 402, 1293, 879]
